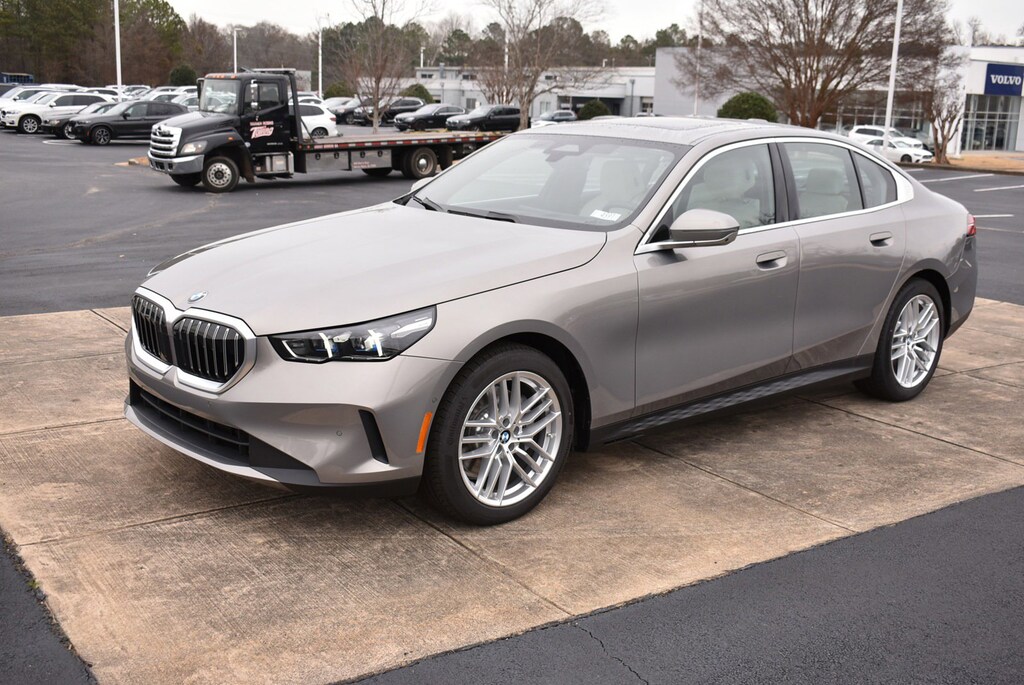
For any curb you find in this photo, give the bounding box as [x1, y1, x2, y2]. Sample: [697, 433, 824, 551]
[898, 161, 1024, 177]
[127, 157, 147, 166]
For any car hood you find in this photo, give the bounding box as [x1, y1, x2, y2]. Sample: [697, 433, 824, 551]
[159, 110, 237, 134]
[142, 203, 606, 335]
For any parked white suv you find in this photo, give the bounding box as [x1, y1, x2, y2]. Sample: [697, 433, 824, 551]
[2, 92, 113, 133]
[848, 125, 924, 150]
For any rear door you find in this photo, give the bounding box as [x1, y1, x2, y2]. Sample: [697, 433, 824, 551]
[634, 141, 799, 412]
[781, 141, 906, 369]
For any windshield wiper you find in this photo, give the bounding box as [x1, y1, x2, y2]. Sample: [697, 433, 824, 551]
[409, 194, 445, 213]
[447, 207, 518, 223]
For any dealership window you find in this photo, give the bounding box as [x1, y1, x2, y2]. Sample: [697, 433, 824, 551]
[465, 97, 477, 110]
[961, 94, 1021, 151]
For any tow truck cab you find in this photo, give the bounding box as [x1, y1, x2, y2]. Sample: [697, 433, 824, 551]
[148, 69, 311, 190]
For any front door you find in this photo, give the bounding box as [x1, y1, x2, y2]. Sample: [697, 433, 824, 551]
[241, 79, 291, 154]
[634, 143, 799, 414]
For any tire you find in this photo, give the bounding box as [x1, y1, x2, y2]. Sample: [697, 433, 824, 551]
[170, 173, 201, 187]
[201, 156, 239, 193]
[361, 168, 392, 177]
[18, 115, 41, 134]
[423, 344, 575, 525]
[311, 127, 328, 138]
[59, 122, 74, 139]
[856, 279, 944, 402]
[91, 126, 112, 145]
[900, 154, 912, 163]
[343, 114, 353, 125]
[412, 120, 425, 131]
[401, 146, 438, 179]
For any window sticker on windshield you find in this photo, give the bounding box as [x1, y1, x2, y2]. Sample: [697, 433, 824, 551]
[590, 209, 621, 221]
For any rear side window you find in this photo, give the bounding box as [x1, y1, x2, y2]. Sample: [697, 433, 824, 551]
[55, 95, 77, 106]
[853, 153, 897, 207]
[299, 104, 321, 116]
[667, 144, 776, 230]
[77, 95, 103, 106]
[783, 142, 863, 219]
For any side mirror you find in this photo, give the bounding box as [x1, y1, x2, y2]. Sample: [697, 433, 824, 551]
[661, 209, 740, 249]
[48, 102, 56, 108]
[122, 111, 131, 119]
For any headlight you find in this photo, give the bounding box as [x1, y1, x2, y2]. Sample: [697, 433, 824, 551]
[180, 140, 207, 155]
[269, 307, 436, 363]
[45, 118, 60, 125]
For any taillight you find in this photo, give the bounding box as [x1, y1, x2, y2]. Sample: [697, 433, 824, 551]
[330, 116, 336, 122]
[966, 214, 976, 237]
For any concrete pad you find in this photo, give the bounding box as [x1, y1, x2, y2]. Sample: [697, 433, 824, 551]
[19, 497, 567, 685]
[969, 362, 1024, 389]
[0, 310, 124, 364]
[0, 354, 125, 435]
[974, 297, 1002, 308]
[92, 306, 131, 333]
[638, 400, 1024, 532]
[962, 302, 1024, 341]
[823, 374, 1024, 466]
[0, 421, 282, 544]
[940, 326, 1024, 372]
[403, 441, 846, 615]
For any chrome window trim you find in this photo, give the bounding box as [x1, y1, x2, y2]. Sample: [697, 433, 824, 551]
[131, 286, 257, 394]
[636, 136, 914, 255]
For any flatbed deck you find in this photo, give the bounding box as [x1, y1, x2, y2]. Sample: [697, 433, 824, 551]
[298, 130, 507, 152]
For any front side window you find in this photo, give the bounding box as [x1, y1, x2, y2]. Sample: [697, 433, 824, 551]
[783, 142, 863, 219]
[414, 134, 681, 230]
[662, 144, 776, 232]
[853, 153, 897, 208]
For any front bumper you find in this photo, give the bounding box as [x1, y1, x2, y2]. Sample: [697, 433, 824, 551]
[148, 152, 204, 175]
[124, 320, 458, 495]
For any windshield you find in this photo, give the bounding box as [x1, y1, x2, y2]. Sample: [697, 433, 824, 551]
[81, 102, 113, 115]
[200, 80, 239, 113]
[416, 104, 443, 114]
[467, 106, 495, 117]
[35, 93, 60, 104]
[411, 134, 682, 230]
[102, 101, 133, 116]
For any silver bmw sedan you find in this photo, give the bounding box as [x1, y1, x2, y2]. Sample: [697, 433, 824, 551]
[125, 117, 977, 524]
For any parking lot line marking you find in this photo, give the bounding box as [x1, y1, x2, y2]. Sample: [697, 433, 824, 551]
[978, 226, 1022, 234]
[972, 214, 1014, 218]
[919, 174, 994, 184]
[973, 184, 1024, 193]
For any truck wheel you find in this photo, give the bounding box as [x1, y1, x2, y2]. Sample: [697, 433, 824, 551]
[91, 126, 112, 145]
[362, 168, 392, 178]
[171, 173, 201, 187]
[202, 156, 239, 193]
[402, 147, 438, 179]
[18, 115, 40, 134]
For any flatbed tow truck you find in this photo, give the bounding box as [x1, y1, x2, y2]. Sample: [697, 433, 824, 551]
[147, 68, 506, 192]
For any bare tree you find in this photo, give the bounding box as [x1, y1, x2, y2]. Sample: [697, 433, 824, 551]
[677, 0, 949, 128]
[924, 48, 968, 164]
[182, 15, 230, 76]
[483, 0, 604, 129]
[342, 0, 426, 133]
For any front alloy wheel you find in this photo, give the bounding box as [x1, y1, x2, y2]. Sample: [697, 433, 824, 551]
[60, 122, 75, 139]
[18, 115, 40, 134]
[858, 279, 944, 401]
[425, 344, 574, 524]
[91, 126, 112, 145]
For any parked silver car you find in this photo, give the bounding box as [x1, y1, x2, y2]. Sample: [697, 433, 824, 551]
[125, 118, 977, 524]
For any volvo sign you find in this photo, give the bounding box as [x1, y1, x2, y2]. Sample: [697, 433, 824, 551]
[984, 63, 1024, 96]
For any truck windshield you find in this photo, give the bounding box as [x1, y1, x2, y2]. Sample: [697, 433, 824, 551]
[200, 80, 239, 114]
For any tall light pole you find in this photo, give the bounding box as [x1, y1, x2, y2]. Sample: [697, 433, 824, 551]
[882, 0, 904, 145]
[318, 27, 323, 96]
[113, 0, 123, 87]
[233, 28, 240, 73]
[693, 0, 703, 116]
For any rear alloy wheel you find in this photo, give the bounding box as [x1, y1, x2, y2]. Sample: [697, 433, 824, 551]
[401, 146, 438, 179]
[202, 156, 239, 193]
[18, 115, 40, 134]
[91, 126, 112, 145]
[857, 279, 944, 401]
[311, 127, 328, 138]
[424, 344, 574, 525]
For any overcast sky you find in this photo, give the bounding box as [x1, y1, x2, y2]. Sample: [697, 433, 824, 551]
[166, 0, 1021, 44]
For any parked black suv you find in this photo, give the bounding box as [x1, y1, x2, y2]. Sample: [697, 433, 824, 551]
[69, 100, 188, 145]
[394, 103, 465, 131]
[352, 97, 425, 126]
[445, 105, 522, 132]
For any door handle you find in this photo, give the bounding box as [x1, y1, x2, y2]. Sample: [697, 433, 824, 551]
[756, 250, 788, 270]
[870, 231, 893, 247]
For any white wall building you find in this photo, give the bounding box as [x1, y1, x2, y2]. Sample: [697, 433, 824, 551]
[404, 66, 655, 119]
[654, 45, 1024, 153]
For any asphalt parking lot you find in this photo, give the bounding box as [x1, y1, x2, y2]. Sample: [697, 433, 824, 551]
[1, 129, 1023, 684]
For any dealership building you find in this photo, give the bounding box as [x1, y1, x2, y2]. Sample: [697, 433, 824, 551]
[654, 45, 1024, 154]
